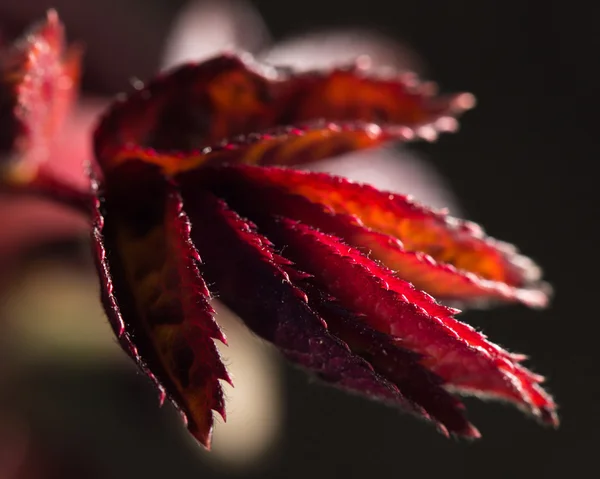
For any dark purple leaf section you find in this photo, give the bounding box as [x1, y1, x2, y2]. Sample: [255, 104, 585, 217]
[299, 282, 479, 438]
[181, 189, 431, 418]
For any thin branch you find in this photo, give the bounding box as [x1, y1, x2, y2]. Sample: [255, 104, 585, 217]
[1, 165, 94, 218]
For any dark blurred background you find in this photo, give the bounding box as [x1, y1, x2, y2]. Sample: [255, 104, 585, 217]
[0, 0, 597, 477]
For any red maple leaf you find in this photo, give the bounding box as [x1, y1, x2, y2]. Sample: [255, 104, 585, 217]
[0, 12, 557, 448]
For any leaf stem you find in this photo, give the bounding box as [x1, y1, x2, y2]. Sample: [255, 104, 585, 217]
[1, 164, 94, 218]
